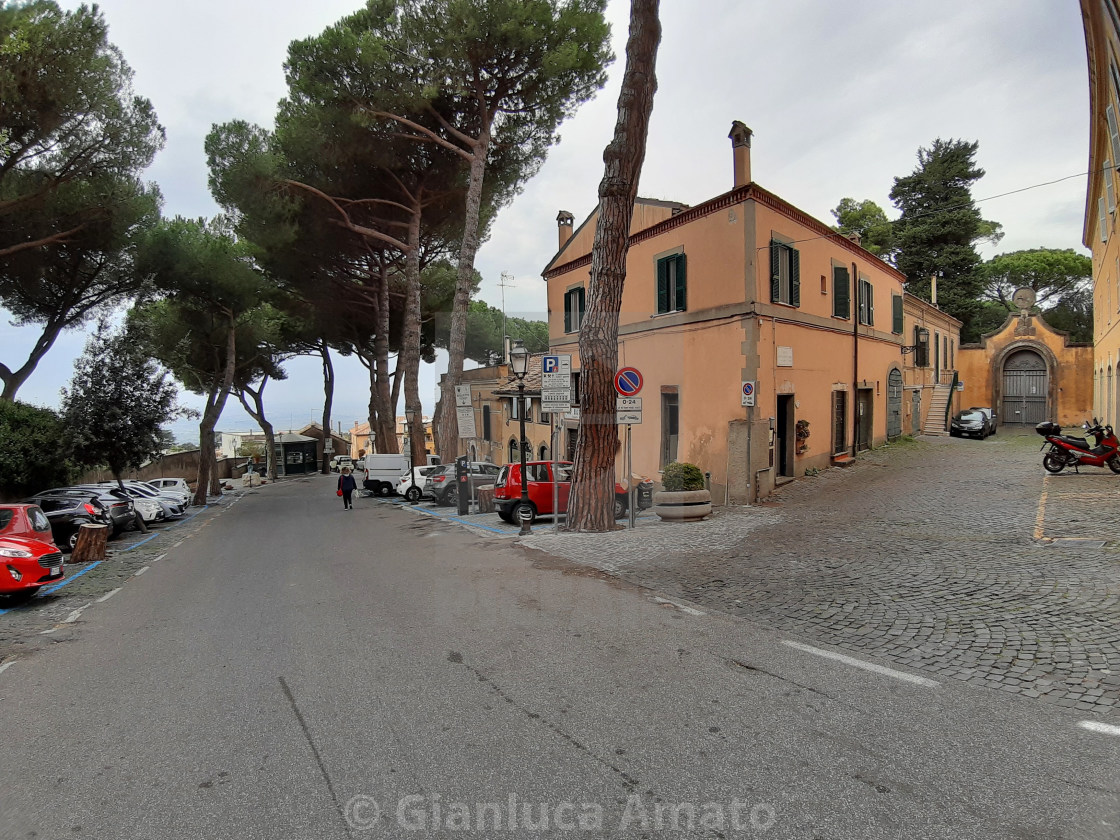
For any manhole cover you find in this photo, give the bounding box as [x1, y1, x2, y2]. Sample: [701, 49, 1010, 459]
[1048, 538, 1106, 549]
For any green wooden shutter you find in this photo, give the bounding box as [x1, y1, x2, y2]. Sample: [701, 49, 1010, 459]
[564, 290, 573, 333]
[577, 287, 585, 328]
[891, 293, 903, 334]
[656, 258, 670, 313]
[790, 247, 801, 307]
[770, 241, 780, 302]
[867, 282, 875, 326]
[833, 266, 850, 319]
[674, 254, 687, 311]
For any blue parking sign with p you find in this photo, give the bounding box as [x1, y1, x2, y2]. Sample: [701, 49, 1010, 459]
[544, 356, 561, 373]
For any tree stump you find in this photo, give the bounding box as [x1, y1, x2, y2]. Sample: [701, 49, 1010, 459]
[477, 485, 496, 513]
[71, 523, 108, 564]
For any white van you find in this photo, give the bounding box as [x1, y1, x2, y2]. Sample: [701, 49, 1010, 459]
[362, 453, 441, 496]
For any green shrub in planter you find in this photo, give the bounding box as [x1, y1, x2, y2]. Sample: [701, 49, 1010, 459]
[661, 461, 705, 492]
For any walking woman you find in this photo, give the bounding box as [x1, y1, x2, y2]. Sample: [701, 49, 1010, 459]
[338, 466, 357, 510]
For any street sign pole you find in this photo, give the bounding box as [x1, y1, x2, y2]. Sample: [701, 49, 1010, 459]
[627, 423, 635, 529]
[553, 414, 561, 535]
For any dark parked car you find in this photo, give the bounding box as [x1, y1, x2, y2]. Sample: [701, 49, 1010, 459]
[25, 493, 110, 551]
[969, 406, 997, 436]
[29, 488, 136, 536]
[424, 462, 501, 506]
[950, 409, 993, 439]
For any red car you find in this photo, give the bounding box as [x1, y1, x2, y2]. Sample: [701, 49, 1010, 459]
[493, 461, 653, 524]
[0, 504, 64, 595]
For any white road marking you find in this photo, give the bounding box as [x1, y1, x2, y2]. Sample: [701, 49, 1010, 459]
[1078, 720, 1120, 737]
[152, 554, 166, 563]
[96, 588, 122, 603]
[652, 596, 706, 616]
[134, 566, 149, 576]
[172, 541, 184, 548]
[0, 659, 16, 675]
[62, 604, 91, 624]
[783, 641, 940, 688]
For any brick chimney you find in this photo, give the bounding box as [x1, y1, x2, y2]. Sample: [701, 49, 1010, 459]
[729, 121, 753, 187]
[556, 210, 574, 250]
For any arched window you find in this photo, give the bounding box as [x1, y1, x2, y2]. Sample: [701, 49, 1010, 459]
[539, 443, 549, 460]
[509, 438, 519, 464]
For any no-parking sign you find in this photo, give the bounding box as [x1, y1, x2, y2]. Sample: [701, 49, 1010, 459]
[614, 367, 643, 397]
[742, 381, 756, 407]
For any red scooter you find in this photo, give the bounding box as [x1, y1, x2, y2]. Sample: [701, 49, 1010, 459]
[1036, 418, 1120, 474]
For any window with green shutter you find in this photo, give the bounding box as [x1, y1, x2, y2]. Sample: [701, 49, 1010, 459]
[858, 278, 874, 326]
[563, 286, 585, 332]
[832, 265, 850, 319]
[656, 253, 686, 314]
[891, 293, 903, 334]
[770, 240, 800, 307]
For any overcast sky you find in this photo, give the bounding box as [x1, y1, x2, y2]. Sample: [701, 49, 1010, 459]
[0, 0, 1091, 442]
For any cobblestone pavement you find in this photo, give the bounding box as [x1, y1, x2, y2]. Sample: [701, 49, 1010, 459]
[522, 430, 1120, 718]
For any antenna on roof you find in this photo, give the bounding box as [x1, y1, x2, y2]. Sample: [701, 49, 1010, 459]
[499, 271, 515, 362]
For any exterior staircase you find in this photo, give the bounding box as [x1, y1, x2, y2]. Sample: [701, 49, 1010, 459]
[922, 383, 954, 435]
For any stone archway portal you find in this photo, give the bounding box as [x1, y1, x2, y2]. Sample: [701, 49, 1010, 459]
[1002, 349, 1048, 424]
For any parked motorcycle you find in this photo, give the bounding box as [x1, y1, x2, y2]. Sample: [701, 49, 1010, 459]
[1036, 418, 1120, 474]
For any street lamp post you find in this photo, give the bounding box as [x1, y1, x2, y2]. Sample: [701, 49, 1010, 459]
[509, 339, 532, 536]
[405, 407, 418, 505]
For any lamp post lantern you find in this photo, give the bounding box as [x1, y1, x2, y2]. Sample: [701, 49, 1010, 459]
[404, 407, 419, 504]
[509, 339, 532, 535]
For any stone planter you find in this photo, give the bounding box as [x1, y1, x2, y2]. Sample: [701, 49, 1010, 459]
[653, 489, 712, 521]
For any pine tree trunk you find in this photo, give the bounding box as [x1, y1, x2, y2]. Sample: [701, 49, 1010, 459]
[238, 379, 277, 480]
[373, 255, 398, 453]
[436, 128, 491, 463]
[0, 318, 65, 401]
[566, 0, 660, 532]
[320, 343, 334, 474]
[194, 316, 238, 505]
[70, 523, 108, 563]
[401, 201, 426, 466]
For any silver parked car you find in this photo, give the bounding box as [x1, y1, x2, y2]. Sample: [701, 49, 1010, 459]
[423, 462, 501, 506]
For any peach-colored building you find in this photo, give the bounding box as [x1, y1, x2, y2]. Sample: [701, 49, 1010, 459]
[441, 357, 556, 466]
[902, 293, 962, 435]
[543, 121, 907, 502]
[1081, 0, 1120, 424]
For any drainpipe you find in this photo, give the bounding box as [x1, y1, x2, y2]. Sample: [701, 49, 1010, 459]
[852, 261, 859, 457]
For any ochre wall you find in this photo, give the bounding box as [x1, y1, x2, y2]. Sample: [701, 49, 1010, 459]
[958, 314, 1093, 427]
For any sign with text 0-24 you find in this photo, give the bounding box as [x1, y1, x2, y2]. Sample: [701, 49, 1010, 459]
[742, 381, 756, 407]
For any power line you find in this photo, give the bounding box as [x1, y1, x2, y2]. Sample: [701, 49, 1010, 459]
[761, 164, 1106, 251]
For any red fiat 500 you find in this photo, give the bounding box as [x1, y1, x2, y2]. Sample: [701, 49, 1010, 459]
[0, 504, 64, 595]
[493, 461, 653, 524]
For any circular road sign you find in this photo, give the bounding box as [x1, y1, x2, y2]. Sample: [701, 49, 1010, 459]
[742, 382, 754, 397]
[615, 367, 643, 396]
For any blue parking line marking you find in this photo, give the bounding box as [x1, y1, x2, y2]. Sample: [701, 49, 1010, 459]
[1, 503, 211, 617]
[39, 561, 101, 595]
[121, 504, 209, 551]
[0, 561, 106, 614]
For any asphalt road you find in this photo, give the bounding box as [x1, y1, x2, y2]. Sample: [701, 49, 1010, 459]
[1, 473, 1118, 839]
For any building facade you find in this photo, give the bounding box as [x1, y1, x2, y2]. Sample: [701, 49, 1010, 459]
[442, 358, 556, 467]
[958, 312, 1093, 427]
[543, 122, 908, 502]
[1082, 0, 1120, 425]
[902, 293, 962, 435]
